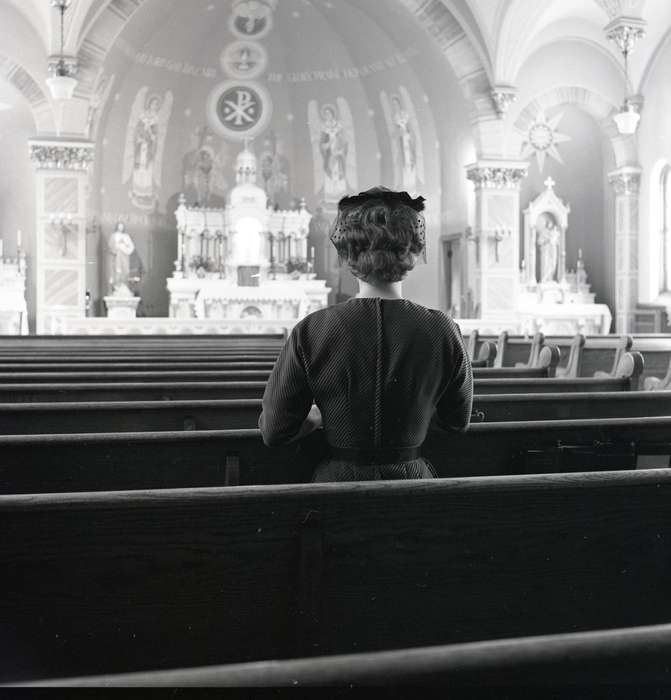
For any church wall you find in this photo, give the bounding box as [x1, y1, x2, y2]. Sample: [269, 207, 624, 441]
[0, 80, 36, 331]
[638, 33, 671, 302]
[519, 106, 614, 314]
[92, 0, 474, 317]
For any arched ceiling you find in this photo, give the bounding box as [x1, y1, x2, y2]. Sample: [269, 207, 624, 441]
[0, 0, 669, 135]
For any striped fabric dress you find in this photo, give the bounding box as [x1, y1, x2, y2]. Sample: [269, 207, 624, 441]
[259, 298, 474, 482]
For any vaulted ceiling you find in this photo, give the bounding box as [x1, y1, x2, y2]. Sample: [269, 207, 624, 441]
[0, 0, 669, 137]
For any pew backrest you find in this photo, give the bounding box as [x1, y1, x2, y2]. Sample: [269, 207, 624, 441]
[2, 471, 671, 683]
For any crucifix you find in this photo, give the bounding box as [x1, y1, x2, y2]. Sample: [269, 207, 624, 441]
[544, 176, 556, 190]
[493, 229, 508, 264]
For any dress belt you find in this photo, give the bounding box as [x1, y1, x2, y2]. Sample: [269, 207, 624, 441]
[328, 446, 421, 465]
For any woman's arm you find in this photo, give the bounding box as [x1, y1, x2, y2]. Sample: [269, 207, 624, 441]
[434, 328, 474, 433]
[259, 328, 316, 447]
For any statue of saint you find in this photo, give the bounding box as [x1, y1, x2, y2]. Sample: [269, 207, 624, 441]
[108, 222, 136, 294]
[536, 212, 561, 284]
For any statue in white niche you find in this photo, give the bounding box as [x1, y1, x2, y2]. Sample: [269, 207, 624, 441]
[536, 211, 561, 284]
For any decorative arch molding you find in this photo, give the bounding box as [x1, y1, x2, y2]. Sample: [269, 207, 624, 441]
[75, 0, 146, 99]
[0, 55, 54, 133]
[511, 85, 637, 168]
[397, 0, 498, 155]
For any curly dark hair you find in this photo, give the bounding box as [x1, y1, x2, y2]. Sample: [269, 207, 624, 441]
[330, 187, 426, 284]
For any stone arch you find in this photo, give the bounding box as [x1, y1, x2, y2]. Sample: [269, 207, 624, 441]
[397, 0, 498, 155]
[75, 0, 148, 98]
[511, 85, 637, 168]
[0, 55, 54, 133]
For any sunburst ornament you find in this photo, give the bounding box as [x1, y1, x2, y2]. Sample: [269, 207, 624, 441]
[522, 111, 571, 173]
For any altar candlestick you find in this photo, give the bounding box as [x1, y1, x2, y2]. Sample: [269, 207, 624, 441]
[17, 230, 22, 249]
[311, 246, 315, 263]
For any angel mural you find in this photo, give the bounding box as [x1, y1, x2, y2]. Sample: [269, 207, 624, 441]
[308, 99, 357, 203]
[380, 87, 425, 193]
[122, 87, 174, 211]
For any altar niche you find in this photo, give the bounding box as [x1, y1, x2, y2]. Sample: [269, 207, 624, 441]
[168, 145, 330, 323]
[522, 178, 594, 306]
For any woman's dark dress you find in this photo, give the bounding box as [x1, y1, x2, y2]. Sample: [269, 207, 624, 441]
[259, 298, 473, 481]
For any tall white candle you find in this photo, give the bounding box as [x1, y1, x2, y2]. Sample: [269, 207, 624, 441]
[0, 238, 4, 259]
[17, 230, 22, 249]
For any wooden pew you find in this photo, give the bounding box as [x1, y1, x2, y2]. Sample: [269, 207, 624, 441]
[2, 413, 670, 494]
[475, 390, 671, 422]
[23, 623, 671, 687]
[0, 363, 642, 403]
[2, 471, 671, 683]
[3, 387, 671, 437]
[0, 348, 567, 388]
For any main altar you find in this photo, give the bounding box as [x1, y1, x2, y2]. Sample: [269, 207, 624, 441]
[167, 146, 330, 324]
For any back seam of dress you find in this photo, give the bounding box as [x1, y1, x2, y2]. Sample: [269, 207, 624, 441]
[374, 298, 383, 447]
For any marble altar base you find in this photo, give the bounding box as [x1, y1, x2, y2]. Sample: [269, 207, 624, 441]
[456, 303, 613, 336]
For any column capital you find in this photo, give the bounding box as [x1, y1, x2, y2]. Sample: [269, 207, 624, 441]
[608, 166, 642, 195]
[29, 138, 95, 172]
[490, 85, 518, 119]
[466, 160, 529, 190]
[604, 16, 647, 54]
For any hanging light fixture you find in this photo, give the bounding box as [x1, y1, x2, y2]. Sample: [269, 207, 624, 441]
[46, 0, 77, 101]
[613, 42, 640, 135]
[607, 20, 646, 136]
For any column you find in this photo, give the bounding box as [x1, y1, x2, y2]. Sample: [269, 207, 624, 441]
[609, 166, 641, 333]
[29, 139, 95, 334]
[466, 161, 528, 320]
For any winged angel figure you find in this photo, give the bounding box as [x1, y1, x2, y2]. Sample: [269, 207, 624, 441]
[122, 87, 174, 211]
[380, 87, 424, 194]
[308, 98, 357, 203]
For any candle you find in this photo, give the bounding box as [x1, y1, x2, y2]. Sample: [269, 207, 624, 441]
[17, 230, 22, 249]
[311, 246, 315, 262]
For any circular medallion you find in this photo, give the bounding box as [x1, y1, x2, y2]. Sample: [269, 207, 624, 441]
[221, 41, 268, 80]
[529, 122, 554, 151]
[229, 10, 273, 40]
[207, 80, 273, 141]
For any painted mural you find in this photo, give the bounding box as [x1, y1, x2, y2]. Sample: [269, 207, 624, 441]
[308, 98, 357, 203]
[381, 86, 424, 194]
[182, 126, 231, 207]
[122, 87, 174, 210]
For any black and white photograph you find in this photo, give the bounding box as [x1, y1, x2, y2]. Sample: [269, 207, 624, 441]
[0, 0, 670, 694]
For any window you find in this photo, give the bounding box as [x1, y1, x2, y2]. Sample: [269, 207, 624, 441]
[660, 165, 671, 293]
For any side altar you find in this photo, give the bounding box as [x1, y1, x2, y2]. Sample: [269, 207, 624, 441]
[0, 243, 28, 335]
[456, 177, 612, 335]
[167, 147, 330, 323]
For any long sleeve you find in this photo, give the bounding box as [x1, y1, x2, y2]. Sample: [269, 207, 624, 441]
[259, 327, 314, 447]
[434, 325, 474, 433]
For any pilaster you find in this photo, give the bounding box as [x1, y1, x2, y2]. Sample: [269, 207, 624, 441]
[609, 166, 641, 333]
[466, 160, 528, 319]
[29, 138, 95, 334]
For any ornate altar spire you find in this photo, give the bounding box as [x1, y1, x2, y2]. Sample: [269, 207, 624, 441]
[236, 140, 258, 185]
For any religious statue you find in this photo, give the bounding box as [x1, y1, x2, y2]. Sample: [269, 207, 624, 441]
[536, 212, 561, 284]
[260, 130, 290, 207]
[308, 98, 357, 203]
[108, 222, 137, 295]
[123, 87, 174, 210]
[381, 87, 424, 193]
